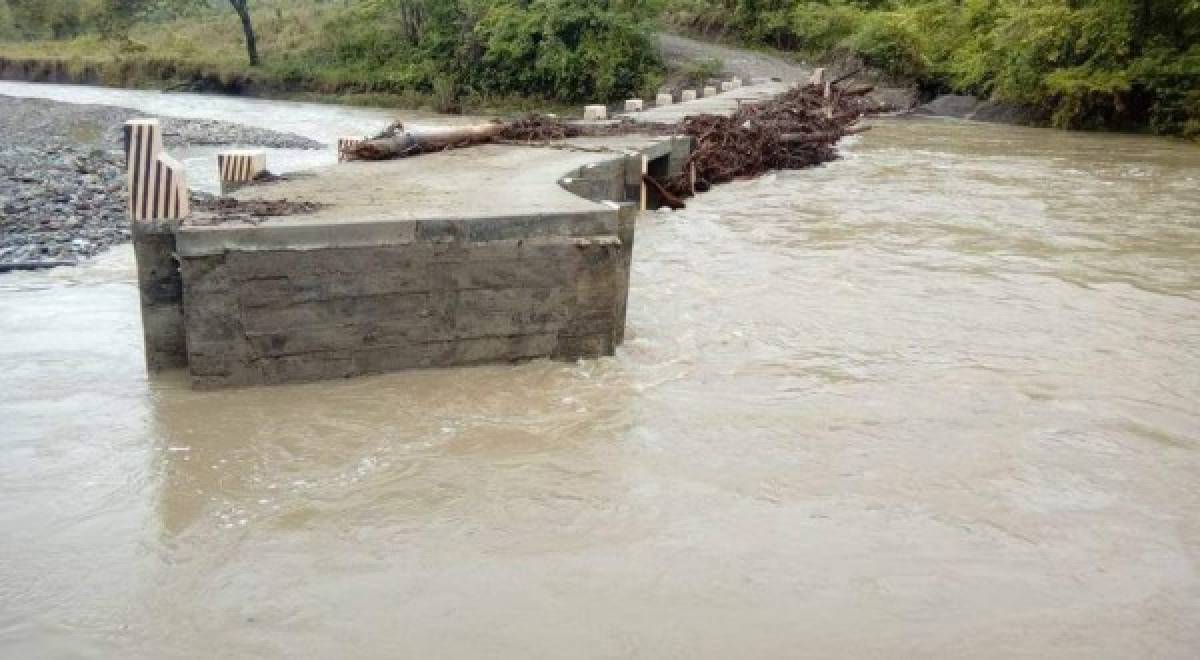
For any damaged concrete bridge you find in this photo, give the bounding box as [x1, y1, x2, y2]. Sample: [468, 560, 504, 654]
[131, 79, 791, 387]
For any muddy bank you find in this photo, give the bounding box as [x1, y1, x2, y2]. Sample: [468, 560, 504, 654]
[0, 95, 322, 266]
[912, 94, 1046, 125]
[0, 55, 269, 98]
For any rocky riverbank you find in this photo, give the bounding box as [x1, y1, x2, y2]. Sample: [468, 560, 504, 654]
[0, 95, 324, 268]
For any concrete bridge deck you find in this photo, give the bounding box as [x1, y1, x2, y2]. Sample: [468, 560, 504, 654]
[178, 135, 678, 256]
[623, 80, 791, 124]
[178, 78, 792, 257]
[136, 80, 794, 387]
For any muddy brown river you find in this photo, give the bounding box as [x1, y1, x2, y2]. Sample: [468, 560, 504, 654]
[2, 100, 1199, 656]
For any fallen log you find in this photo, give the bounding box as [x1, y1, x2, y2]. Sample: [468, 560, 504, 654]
[831, 68, 863, 87]
[348, 122, 506, 160]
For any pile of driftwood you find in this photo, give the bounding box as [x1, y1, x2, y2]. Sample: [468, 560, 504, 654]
[664, 82, 872, 197]
[342, 78, 875, 202]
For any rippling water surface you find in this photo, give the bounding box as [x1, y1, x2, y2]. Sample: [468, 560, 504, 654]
[1, 99, 1198, 657]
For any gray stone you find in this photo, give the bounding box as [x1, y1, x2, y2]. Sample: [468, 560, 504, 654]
[914, 94, 1045, 125]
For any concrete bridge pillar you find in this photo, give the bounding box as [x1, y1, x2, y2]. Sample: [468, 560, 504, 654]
[132, 223, 187, 370]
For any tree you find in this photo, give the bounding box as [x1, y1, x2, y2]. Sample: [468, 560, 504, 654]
[0, 0, 15, 39]
[98, 0, 151, 37]
[227, 0, 259, 66]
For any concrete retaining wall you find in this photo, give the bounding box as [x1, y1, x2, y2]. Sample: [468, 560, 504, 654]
[179, 236, 626, 388]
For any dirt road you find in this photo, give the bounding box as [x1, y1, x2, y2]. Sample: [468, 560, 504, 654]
[658, 32, 813, 83]
[658, 32, 917, 109]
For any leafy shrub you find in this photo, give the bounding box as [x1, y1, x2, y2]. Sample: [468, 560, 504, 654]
[305, 0, 662, 101]
[662, 0, 1200, 137]
[682, 56, 724, 84]
[0, 1, 15, 39]
[786, 1, 862, 53]
[470, 0, 662, 101]
[430, 73, 459, 112]
[839, 11, 924, 78]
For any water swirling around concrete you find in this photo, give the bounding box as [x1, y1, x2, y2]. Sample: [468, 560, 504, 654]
[1, 86, 1199, 656]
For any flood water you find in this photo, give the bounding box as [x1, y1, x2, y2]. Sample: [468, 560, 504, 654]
[2, 88, 1199, 657]
[0, 81, 480, 193]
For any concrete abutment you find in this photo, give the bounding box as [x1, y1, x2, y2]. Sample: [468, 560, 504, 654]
[129, 79, 789, 387]
[137, 134, 695, 387]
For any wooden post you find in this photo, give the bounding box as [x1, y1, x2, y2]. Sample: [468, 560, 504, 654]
[217, 149, 267, 194]
[338, 137, 365, 162]
[123, 118, 188, 371]
[123, 119, 188, 222]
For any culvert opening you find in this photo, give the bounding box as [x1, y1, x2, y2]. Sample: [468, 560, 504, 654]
[642, 154, 673, 210]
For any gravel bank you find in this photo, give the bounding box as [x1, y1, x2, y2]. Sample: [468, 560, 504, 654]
[0, 95, 323, 267]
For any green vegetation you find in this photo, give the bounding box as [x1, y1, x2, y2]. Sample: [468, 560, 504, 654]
[0, 0, 665, 111]
[2, 0, 1194, 135]
[664, 0, 1200, 137]
[681, 56, 724, 85]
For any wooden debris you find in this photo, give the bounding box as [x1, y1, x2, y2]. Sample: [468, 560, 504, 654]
[641, 173, 687, 210]
[348, 122, 507, 160]
[662, 82, 872, 197]
[341, 79, 883, 200]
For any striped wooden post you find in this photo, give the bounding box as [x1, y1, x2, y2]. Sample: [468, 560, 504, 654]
[639, 154, 648, 211]
[123, 119, 189, 221]
[123, 118, 189, 371]
[217, 149, 267, 193]
[338, 137, 364, 162]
